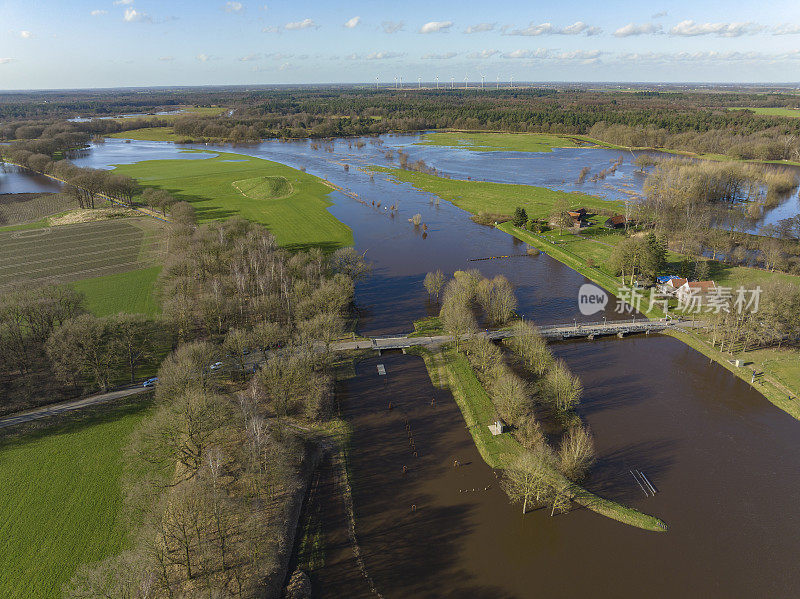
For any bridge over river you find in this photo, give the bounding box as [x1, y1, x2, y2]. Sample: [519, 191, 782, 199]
[333, 318, 702, 351]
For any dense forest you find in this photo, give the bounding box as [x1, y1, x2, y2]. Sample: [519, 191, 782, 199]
[3, 86, 800, 160]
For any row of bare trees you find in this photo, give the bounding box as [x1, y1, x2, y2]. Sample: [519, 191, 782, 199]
[427, 271, 596, 516]
[66, 220, 366, 597]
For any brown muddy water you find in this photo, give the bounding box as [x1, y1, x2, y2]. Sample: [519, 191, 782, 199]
[44, 137, 800, 596]
[320, 344, 800, 598]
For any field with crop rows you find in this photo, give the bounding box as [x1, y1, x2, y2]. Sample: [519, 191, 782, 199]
[0, 193, 78, 226]
[0, 217, 166, 290]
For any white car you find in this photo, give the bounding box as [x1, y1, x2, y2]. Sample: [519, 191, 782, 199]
[209, 361, 224, 371]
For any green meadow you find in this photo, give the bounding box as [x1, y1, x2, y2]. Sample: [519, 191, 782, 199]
[371, 166, 619, 218]
[0, 405, 149, 599]
[728, 106, 800, 118]
[415, 131, 585, 153]
[71, 265, 162, 316]
[115, 152, 353, 250]
[107, 126, 185, 142]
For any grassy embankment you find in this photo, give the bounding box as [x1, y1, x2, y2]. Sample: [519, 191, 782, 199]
[115, 151, 353, 251]
[378, 166, 800, 419]
[0, 403, 151, 599]
[410, 345, 667, 531]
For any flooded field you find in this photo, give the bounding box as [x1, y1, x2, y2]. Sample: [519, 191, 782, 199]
[15, 134, 800, 596]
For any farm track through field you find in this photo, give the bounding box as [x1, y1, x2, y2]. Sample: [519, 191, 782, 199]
[0, 218, 166, 288]
[0, 232, 145, 259]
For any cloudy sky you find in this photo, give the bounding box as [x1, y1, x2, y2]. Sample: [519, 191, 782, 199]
[1, 0, 800, 89]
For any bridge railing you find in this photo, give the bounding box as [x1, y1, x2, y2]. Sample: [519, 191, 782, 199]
[533, 318, 673, 332]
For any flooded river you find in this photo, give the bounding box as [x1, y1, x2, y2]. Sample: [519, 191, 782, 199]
[16, 134, 800, 596]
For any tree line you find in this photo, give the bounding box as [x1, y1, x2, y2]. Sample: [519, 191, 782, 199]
[428, 270, 595, 516]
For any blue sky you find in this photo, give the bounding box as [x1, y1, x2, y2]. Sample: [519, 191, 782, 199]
[1, 0, 800, 89]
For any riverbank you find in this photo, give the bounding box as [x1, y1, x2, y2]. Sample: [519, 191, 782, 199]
[417, 130, 800, 167]
[410, 345, 667, 532]
[370, 165, 800, 420]
[114, 151, 353, 250]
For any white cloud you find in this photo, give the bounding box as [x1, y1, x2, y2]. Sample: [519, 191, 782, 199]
[506, 22, 598, 36]
[508, 22, 553, 36]
[614, 22, 663, 37]
[560, 22, 601, 36]
[382, 20, 404, 34]
[124, 8, 151, 23]
[772, 24, 800, 35]
[419, 21, 453, 34]
[669, 20, 762, 37]
[159, 56, 174, 61]
[464, 22, 495, 34]
[196, 53, 218, 62]
[19, 30, 32, 39]
[113, 0, 133, 5]
[503, 48, 549, 59]
[556, 50, 602, 60]
[279, 62, 291, 71]
[365, 51, 405, 60]
[262, 25, 280, 33]
[239, 53, 262, 61]
[0, 58, 15, 65]
[467, 49, 499, 59]
[422, 52, 458, 59]
[284, 18, 315, 30]
[344, 16, 360, 29]
[90, 9, 107, 16]
[224, 2, 243, 12]
[652, 11, 667, 19]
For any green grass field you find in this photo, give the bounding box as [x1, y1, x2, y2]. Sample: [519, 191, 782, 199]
[233, 175, 293, 200]
[107, 126, 185, 142]
[0, 404, 149, 599]
[71, 265, 162, 316]
[0, 218, 165, 290]
[115, 151, 352, 250]
[727, 106, 800, 118]
[371, 166, 620, 218]
[415, 131, 585, 153]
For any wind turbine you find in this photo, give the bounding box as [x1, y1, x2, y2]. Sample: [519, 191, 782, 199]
[375, 76, 379, 90]
[394, 76, 398, 89]
[436, 75, 439, 90]
[480, 74, 485, 89]
[399, 76, 402, 89]
[418, 76, 421, 89]
[450, 76, 454, 89]
[496, 75, 500, 90]
[464, 73, 468, 89]
[510, 74, 513, 89]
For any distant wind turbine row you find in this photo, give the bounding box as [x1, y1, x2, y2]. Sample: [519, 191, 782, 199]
[375, 75, 516, 90]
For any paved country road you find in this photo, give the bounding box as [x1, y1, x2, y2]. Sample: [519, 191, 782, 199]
[0, 386, 151, 430]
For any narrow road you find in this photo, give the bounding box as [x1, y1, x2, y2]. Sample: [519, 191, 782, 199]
[0, 319, 697, 430]
[0, 386, 150, 430]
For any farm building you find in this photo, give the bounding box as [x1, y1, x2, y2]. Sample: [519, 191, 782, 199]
[604, 214, 627, 229]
